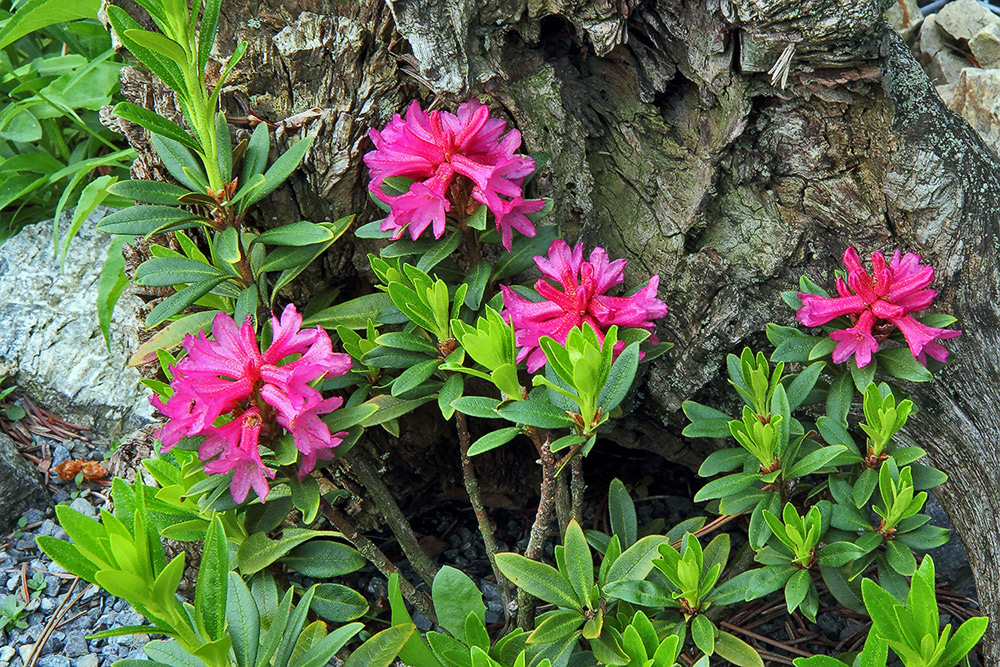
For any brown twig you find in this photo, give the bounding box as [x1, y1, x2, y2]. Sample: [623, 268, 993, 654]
[720, 620, 815, 658]
[455, 412, 513, 618]
[350, 451, 439, 587]
[317, 496, 436, 623]
[518, 428, 558, 630]
[26, 577, 80, 667]
[570, 456, 585, 524]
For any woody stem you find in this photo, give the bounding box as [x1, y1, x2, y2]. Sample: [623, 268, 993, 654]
[519, 427, 558, 630]
[318, 497, 436, 623]
[456, 411, 514, 620]
[351, 452, 439, 587]
[570, 455, 585, 524]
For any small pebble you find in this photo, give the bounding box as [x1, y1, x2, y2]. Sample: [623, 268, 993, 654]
[37, 655, 71, 667]
[68, 497, 97, 519]
[64, 631, 89, 658]
[51, 445, 71, 468]
[22, 508, 44, 525]
[73, 656, 99, 667]
[0, 647, 15, 666]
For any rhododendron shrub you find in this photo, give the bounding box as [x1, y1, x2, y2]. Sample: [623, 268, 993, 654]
[364, 99, 545, 249]
[151, 304, 352, 502]
[792, 247, 960, 369]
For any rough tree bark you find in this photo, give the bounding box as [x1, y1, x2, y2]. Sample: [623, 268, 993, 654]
[110, 0, 1000, 657]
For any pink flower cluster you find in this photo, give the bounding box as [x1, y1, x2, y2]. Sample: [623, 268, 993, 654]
[796, 248, 961, 368]
[364, 99, 545, 250]
[501, 240, 668, 372]
[151, 305, 352, 503]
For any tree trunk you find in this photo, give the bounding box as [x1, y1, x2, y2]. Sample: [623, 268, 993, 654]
[111, 0, 1000, 657]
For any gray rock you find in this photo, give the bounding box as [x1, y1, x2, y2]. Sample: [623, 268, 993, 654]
[948, 67, 1000, 156]
[17, 645, 34, 663]
[928, 50, 970, 85]
[72, 656, 99, 667]
[925, 493, 977, 599]
[68, 497, 96, 519]
[0, 647, 14, 666]
[63, 631, 89, 658]
[36, 656, 70, 667]
[937, 0, 1000, 43]
[22, 508, 44, 525]
[0, 211, 152, 443]
[37, 520, 67, 541]
[886, 0, 923, 42]
[51, 445, 70, 469]
[0, 433, 48, 531]
[970, 22, 1000, 68]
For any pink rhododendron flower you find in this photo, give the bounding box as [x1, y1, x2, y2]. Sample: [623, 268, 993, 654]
[150, 304, 352, 502]
[501, 240, 668, 372]
[364, 99, 545, 250]
[796, 248, 961, 368]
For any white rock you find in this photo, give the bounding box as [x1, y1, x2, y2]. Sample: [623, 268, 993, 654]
[0, 210, 153, 442]
[937, 0, 1000, 42]
[948, 67, 1000, 155]
[970, 22, 1000, 67]
[886, 0, 924, 42]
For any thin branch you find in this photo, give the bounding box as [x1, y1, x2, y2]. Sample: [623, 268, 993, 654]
[518, 429, 558, 630]
[570, 456, 585, 524]
[351, 451, 439, 587]
[318, 496, 436, 623]
[456, 412, 514, 618]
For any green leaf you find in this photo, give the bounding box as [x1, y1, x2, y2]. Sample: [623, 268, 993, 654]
[598, 342, 639, 413]
[432, 566, 486, 643]
[875, 347, 934, 383]
[608, 479, 638, 548]
[563, 520, 595, 607]
[256, 221, 336, 247]
[495, 553, 581, 610]
[128, 310, 218, 366]
[310, 584, 369, 624]
[97, 205, 203, 236]
[238, 530, 335, 576]
[108, 179, 191, 206]
[282, 541, 365, 578]
[885, 540, 917, 576]
[303, 293, 397, 330]
[292, 623, 365, 667]
[358, 394, 436, 427]
[0, 0, 99, 51]
[343, 624, 415, 667]
[199, 0, 222, 72]
[241, 136, 314, 210]
[787, 361, 825, 410]
[438, 373, 463, 420]
[123, 29, 187, 64]
[715, 632, 764, 667]
[496, 400, 575, 429]
[784, 569, 810, 613]
[35, 536, 99, 584]
[391, 359, 440, 397]
[493, 225, 559, 280]
[825, 372, 853, 426]
[135, 257, 226, 287]
[528, 610, 584, 645]
[691, 614, 715, 655]
[97, 236, 130, 349]
[451, 396, 502, 419]
[145, 276, 232, 328]
[467, 427, 521, 456]
[195, 517, 229, 641]
[226, 572, 260, 667]
[416, 231, 461, 272]
[693, 473, 758, 502]
[606, 535, 667, 583]
[150, 133, 208, 193]
[113, 102, 200, 151]
[937, 616, 989, 667]
[786, 445, 847, 478]
[274, 586, 318, 667]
